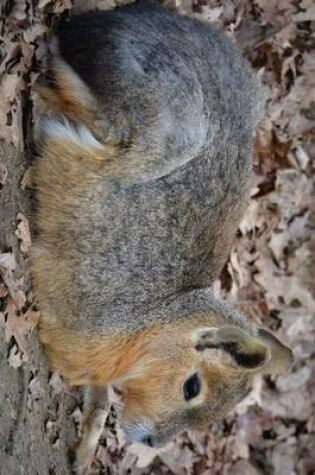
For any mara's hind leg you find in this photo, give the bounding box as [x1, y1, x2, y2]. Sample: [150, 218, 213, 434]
[33, 54, 177, 183]
[74, 386, 108, 475]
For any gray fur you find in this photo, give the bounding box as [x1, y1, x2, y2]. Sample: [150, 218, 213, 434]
[48, 2, 264, 334]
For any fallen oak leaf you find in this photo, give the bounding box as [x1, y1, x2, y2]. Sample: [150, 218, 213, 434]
[159, 444, 195, 473]
[8, 344, 27, 368]
[15, 212, 32, 255]
[230, 460, 261, 475]
[236, 20, 281, 50]
[292, 4, 315, 22]
[20, 166, 35, 190]
[37, 0, 53, 9]
[4, 299, 27, 352]
[28, 376, 44, 402]
[19, 41, 35, 74]
[23, 24, 48, 44]
[0, 37, 20, 75]
[24, 307, 40, 331]
[4, 299, 39, 353]
[73, 0, 117, 14]
[259, 386, 313, 421]
[53, 0, 73, 14]
[8, 0, 27, 21]
[26, 376, 44, 411]
[127, 442, 159, 468]
[49, 372, 66, 395]
[0, 252, 26, 309]
[0, 252, 16, 269]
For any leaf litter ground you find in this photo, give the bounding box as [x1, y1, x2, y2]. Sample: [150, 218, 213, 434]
[0, 1, 314, 474]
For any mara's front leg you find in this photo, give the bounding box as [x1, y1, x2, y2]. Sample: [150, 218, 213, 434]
[74, 386, 108, 475]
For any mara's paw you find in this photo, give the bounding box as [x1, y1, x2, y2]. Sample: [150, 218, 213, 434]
[71, 440, 97, 475]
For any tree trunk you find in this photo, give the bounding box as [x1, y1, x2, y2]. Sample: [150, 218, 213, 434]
[0, 141, 77, 475]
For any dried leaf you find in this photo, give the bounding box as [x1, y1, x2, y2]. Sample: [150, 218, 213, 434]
[15, 212, 32, 255]
[8, 344, 27, 368]
[10, 0, 27, 21]
[29, 376, 44, 400]
[38, 0, 52, 9]
[127, 443, 159, 468]
[49, 372, 66, 395]
[0, 252, 26, 309]
[4, 300, 38, 356]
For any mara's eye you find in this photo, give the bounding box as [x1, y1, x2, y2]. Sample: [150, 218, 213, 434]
[183, 373, 201, 401]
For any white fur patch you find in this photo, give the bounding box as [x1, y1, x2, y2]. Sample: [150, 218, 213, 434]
[123, 419, 156, 445]
[43, 118, 103, 150]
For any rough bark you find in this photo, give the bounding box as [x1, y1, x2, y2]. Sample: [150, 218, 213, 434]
[0, 141, 77, 475]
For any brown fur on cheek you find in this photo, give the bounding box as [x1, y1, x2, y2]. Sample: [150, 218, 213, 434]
[123, 377, 159, 421]
[122, 357, 186, 423]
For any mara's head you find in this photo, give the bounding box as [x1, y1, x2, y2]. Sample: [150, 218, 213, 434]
[120, 320, 292, 447]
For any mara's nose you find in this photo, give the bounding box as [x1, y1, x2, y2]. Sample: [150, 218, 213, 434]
[141, 436, 154, 447]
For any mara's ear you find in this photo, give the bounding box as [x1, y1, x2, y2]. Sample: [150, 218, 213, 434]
[256, 328, 293, 375]
[193, 326, 293, 374]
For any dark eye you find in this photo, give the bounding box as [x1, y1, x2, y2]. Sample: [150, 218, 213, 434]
[183, 373, 201, 401]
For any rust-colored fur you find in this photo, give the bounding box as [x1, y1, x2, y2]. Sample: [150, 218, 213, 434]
[35, 58, 98, 130]
[38, 321, 160, 386]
